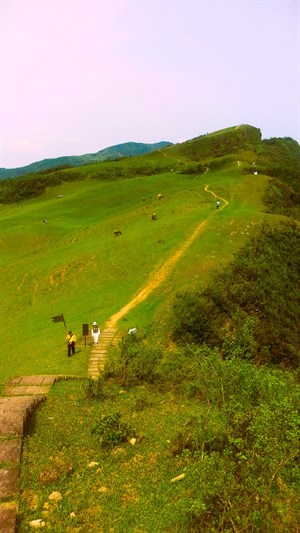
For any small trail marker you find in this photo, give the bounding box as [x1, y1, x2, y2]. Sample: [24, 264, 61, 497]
[51, 313, 66, 327]
[82, 323, 89, 347]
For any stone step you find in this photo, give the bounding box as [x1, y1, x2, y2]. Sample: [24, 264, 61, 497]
[87, 328, 125, 381]
[4, 385, 51, 396]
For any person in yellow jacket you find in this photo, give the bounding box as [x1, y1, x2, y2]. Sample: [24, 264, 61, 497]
[66, 331, 76, 357]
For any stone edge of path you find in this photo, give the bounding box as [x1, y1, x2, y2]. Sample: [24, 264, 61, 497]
[0, 327, 125, 531]
[0, 375, 80, 533]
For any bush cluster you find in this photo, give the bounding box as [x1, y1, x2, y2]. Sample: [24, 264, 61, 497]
[91, 412, 132, 449]
[83, 375, 105, 400]
[169, 347, 300, 532]
[104, 331, 162, 386]
[171, 221, 300, 368]
[95, 335, 300, 530]
[257, 137, 300, 218]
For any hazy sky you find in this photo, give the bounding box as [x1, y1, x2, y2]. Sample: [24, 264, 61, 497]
[1, 0, 299, 169]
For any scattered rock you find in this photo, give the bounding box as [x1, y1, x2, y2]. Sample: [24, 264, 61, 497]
[48, 491, 62, 502]
[42, 502, 51, 510]
[171, 473, 185, 483]
[29, 518, 45, 528]
[88, 461, 99, 468]
[98, 486, 108, 493]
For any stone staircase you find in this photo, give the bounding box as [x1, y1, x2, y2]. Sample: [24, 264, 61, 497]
[0, 375, 78, 533]
[87, 327, 124, 379]
[0, 329, 124, 531]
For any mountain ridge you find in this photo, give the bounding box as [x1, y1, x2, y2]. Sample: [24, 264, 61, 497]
[0, 140, 172, 179]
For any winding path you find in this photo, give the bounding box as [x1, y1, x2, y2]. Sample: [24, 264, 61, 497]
[105, 184, 228, 327]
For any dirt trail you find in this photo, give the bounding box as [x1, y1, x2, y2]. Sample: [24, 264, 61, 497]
[105, 185, 228, 328]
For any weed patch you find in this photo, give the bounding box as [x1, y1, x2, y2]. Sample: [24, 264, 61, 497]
[18, 356, 300, 532]
[91, 412, 133, 449]
[104, 332, 163, 386]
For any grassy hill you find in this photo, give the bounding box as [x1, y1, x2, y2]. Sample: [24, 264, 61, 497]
[165, 123, 262, 161]
[1, 124, 300, 532]
[1, 124, 299, 383]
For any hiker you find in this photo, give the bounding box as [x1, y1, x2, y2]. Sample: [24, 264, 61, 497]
[216, 200, 220, 210]
[91, 322, 101, 344]
[66, 331, 76, 357]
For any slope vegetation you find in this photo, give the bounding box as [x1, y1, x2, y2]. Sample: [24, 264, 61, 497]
[2, 124, 300, 532]
[0, 141, 172, 179]
[1, 124, 299, 383]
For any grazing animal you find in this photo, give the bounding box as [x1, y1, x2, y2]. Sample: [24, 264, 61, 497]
[114, 229, 122, 236]
[151, 213, 157, 220]
[157, 194, 163, 200]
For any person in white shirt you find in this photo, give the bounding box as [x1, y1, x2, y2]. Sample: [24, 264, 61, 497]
[91, 322, 100, 344]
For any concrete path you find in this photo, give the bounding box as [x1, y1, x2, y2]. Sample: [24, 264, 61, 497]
[0, 329, 124, 531]
[87, 327, 124, 379]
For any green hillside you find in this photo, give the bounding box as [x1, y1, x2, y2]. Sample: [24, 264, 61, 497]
[1, 123, 299, 383]
[1, 124, 300, 532]
[165, 124, 262, 161]
[0, 141, 172, 179]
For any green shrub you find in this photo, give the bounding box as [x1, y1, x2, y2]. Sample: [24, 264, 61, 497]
[104, 332, 162, 386]
[223, 317, 257, 360]
[171, 292, 223, 347]
[83, 375, 105, 400]
[91, 412, 132, 448]
[180, 162, 207, 175]
[172, 411, 228, 457]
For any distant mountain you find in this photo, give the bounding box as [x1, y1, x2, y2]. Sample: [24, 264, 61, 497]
[0, 141, 173, 179]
